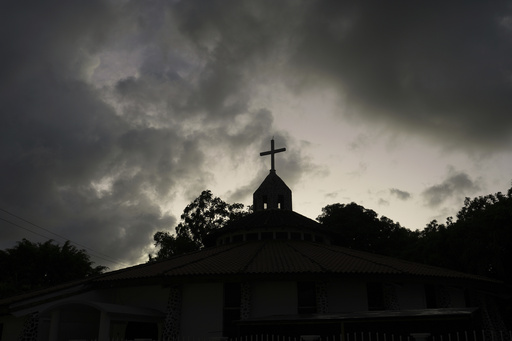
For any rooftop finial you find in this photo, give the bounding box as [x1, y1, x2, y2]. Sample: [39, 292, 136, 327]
[260, 138, 286, 171]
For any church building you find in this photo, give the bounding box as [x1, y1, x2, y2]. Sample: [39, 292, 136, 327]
[0, 140, 506, 341]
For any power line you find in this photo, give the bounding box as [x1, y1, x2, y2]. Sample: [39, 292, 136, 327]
[0, 208, 129, 267]
[0, 214, 128, 267]
[0, 215, 127, 267]
[0, 217, 54, 241]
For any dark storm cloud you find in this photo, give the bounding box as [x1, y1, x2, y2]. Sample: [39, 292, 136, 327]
[0, 0, 297, 266]
[390, 188, 412, 201]
[163, 0, 512, 152]
[291, 1, 512, 151]
[0, 1, 207, 265]
[5, 0, 509, 266]
[1, 2, 131, 265]
[422, 170, 480, 208]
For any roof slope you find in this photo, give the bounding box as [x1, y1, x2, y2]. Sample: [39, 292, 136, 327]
[203, 209, 331, 246]
[225, 209, 322, 231]
[1, 239, 501, 308]
[253, 171, 292, 211]
[94, 240, 498, 282]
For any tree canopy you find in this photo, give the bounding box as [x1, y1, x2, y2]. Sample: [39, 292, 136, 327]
[0, 239, 107, 298]
[317, 186, 512, 286]
[152, 185, 512, 288]
[316, 202, 417, 259]
[412, 187, 512, 283]
[151, 190, 249, 260]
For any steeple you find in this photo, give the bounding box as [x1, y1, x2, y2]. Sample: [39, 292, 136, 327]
[259, 138, 286, 172]
[253, 139, 292, 211]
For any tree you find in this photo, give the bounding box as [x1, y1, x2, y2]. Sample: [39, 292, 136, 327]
[151, 190, 249, 261]
[410, 219, 458, 270]
[151, 231, 198, 260]
[317, 187, 512, 284]
[446, 189, 512, 282]
[410, 186, 512, 284]
[317, 202, 417, 258]
[0, 239, 107, 298]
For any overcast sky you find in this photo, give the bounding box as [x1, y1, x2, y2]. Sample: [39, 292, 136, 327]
[2, 1, 512, 269]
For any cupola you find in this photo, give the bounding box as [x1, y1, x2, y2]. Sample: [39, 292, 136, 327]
[207, 138, 332, 247]
[253, 139, 292, 211]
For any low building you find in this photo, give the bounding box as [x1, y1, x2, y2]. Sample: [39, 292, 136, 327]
[0, 140, 506, 340]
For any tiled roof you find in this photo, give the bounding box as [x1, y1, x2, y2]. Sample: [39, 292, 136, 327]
[204, 209, 331, 246]
[217, 209, 323, 231]
[0, 239, 500, 308]
[93, 239, 498, 283]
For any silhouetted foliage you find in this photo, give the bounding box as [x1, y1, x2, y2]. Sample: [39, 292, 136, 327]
[317, 202, 418, 258]
[413, 186, 512, 284]
[153, 184, 512, 289]
[151, 190, 249, 261]
[0, 239, 107, 298]
[318, 186, 512, 286]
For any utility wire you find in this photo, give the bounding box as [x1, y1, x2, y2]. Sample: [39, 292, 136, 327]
[0, 217, 54, 241]
[0, 215, 127, 267]
[0, 208, 129, 267]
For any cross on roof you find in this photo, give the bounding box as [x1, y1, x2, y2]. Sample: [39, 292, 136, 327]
[260, 138, 286, 171]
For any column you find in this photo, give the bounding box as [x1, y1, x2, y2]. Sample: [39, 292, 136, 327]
[98, 311, 110, 341]
[162, 285, 182, 340]
[48, 310, 60, 341]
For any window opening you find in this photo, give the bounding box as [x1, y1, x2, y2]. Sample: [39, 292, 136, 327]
[278, 195, 284, 209]
[314, 235, 324, 243]
[232, 234, 243, 242]
[246, 233, 259, 241]
[125, 322, 158, 340]
[297, 282, 317, 314]
[261, 232, 273, 240]
[367, 282, 385, 311]
[425, 284, 438, 308]
[223, 283, 242, 337]
[276, 232, 288, 239]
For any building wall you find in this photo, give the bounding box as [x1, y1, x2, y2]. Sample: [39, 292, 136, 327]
[108, 284, 169, 312]
[181, 282, 223, 338]
[0, 315, 26, 341]
[53, 304, 100, 341]
[327, 279, 368, 312]
[251, 281, 298, 317]
[397, 282, 426, 309]
[448, 287, 467, 307]
[327, 280, 468, 312]
[0, 278, 475, 340]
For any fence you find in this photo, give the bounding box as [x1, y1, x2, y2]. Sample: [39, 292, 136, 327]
[69, 331, 512, 341]
[343, 330, 512, 341]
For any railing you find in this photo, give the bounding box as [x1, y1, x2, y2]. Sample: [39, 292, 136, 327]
[69, 331, 512, 341]
[224, 332, 511, 341]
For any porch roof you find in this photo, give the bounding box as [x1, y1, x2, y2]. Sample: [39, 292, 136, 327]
[13, 299, 165, 318]
[236, 307, 478, 325]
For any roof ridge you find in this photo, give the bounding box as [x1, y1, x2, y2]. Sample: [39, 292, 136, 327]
[315, 243, 502, 282]
[93, 243, 244, 281]
[292, 241, 424, 275]
[337, 247, 409, 275]
[285, 240, 330, 272]
[162, 243, 250, 276]
[313, 244, 409, 274]
[238, 240, 269, 273]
